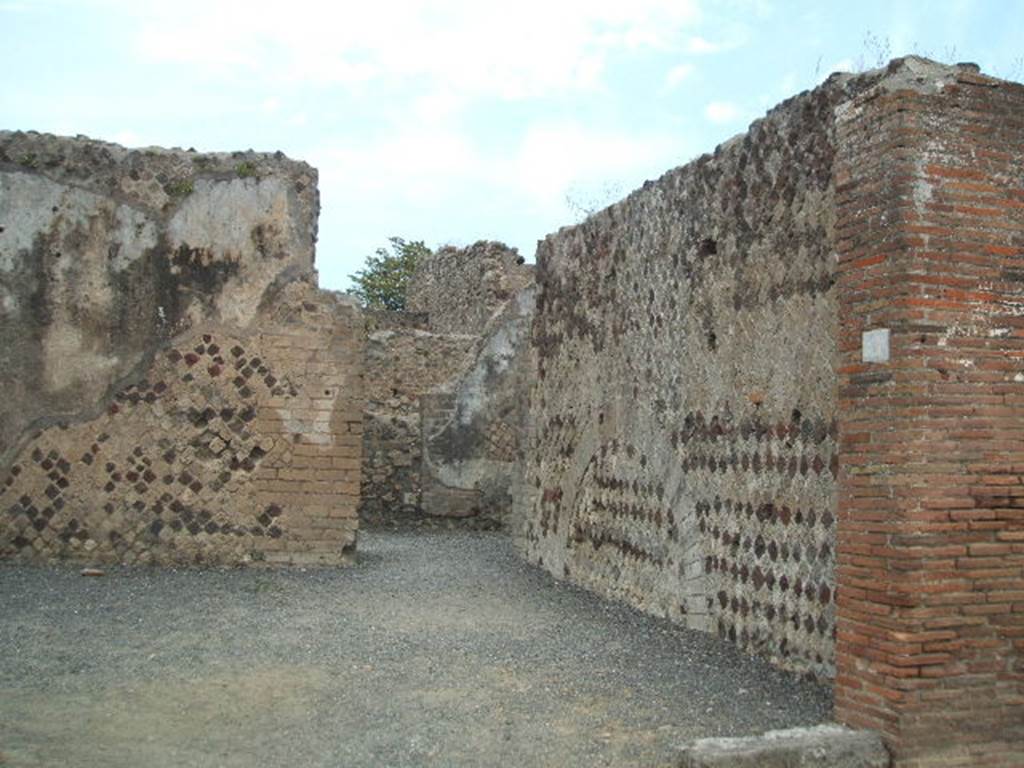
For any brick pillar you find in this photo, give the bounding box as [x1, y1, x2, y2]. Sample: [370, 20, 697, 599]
[252, 291, 364, 565]
[834, 71, 1024, 766]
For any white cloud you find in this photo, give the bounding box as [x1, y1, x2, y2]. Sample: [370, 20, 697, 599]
[124, 0, 700, 100]
[311, 119, 683, 221]
[511, 123, 646, 206]
[112, 130, 143, 146]
[685, 35, 724, 54]
[704, 101, 741, 124]
[260, 97, 281, 114]
[412, 89, 465, 126]
[682, 28, 751, 56]
[688, 35, 720, 52]
[311, 129, 483, 207]
[663, 63, 696, 90]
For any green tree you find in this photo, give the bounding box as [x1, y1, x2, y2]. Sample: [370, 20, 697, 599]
[348, 237, 430, 311]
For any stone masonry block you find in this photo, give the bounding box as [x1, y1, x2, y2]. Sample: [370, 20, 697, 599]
[677, 726, 890, 768]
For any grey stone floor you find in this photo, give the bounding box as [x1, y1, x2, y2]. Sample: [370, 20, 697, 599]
[0, 529, 831, 768]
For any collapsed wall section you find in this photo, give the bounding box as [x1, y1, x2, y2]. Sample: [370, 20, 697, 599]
[407, 240, 533, 335]
[360, 241, 535, 525]
[359, 313, 477, 522]
[518, 75, 884, 678]
[420, 285, 536, 526]
[0, 132, 362, 565]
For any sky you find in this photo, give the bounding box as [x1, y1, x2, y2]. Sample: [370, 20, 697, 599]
[1, 1, 1022, 291]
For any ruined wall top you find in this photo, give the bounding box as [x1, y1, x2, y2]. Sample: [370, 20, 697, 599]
[363, 308, 430, 334]
[0, 131, 319, 270]
[406, 240, 534, 335]
[543, 56, 986, 250]
[0, 131, 321, 467]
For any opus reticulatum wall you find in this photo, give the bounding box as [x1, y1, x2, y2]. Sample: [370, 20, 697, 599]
[0, 132, 363, 566]
[519, 58, 1023, 766]
[521, 67, 857, 681]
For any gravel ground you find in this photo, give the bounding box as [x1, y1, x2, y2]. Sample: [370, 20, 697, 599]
[0, 529, 832, 768]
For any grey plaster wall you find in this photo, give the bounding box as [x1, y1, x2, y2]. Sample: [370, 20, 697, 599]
[421, 285, 536, 525]
[0, 131, 319, 470]
[0, 131, 369, 567]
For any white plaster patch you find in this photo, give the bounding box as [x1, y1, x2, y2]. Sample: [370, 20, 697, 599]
[0, 284, 17, 314]
[42, 322, 120, 393]
[168, 176, 293, 256]
[912, 155, 935, 211]
[0, 172, 63, 269]
[277, 404, 333, 446]
[0, 173, 156, 274]
[862, 328, 890, 363]
[107, 207, 159, 271]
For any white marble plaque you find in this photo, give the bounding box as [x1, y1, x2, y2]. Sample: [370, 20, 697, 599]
[862, 328, 890, 363]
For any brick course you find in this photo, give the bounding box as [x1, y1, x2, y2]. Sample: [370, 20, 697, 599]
[834, 65, 1024, 767]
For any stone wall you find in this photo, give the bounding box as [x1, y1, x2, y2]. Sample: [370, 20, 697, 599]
[359, 242, 535, 525]
[519, 57, 1024, 766]
[518, 72, 865, 680]
[364, 308, 429, 333]
[407, 240, 534, 335]
[0, 132, 362, 566]
[359, 313, 476, 522]
[0, 132, 320, 467]
[421, 285, 536, 526]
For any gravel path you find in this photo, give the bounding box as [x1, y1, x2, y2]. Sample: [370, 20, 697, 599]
[0, 529, 831, 767]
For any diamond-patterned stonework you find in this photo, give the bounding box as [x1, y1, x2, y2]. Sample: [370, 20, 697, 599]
[1, 283, 363, 566]
[521, 76, 845, 680]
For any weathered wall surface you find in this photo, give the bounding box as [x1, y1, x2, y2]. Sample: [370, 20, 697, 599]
[407, 240, 534, 335]
[518, 74, 890, 679]
[364, 308, 429, 334]
[421, 285, 536, 525]
[0, 132, 362, 565]
[833, 62, 1024, 767]
[360, 242, 535, 525]
[520, 57, 1023, 766]
[0, 131, 319, 468]
[359, 314, 476, 522]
